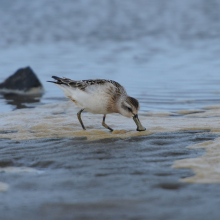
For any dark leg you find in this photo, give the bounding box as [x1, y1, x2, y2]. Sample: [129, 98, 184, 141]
[102, 114, 113, 132]
[77, 109, 86, 130]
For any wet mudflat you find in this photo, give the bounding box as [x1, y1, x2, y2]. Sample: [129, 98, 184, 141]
[0, 130, 219, 220]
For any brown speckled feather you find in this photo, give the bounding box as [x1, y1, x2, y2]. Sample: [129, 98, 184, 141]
[50, 76, 128, 113]
[70, 79, 123, 92]
[48, 75, 146, 131]
[51, 76, 124, 92]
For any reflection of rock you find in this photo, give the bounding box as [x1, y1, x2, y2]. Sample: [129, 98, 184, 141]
[0, 66, 44, 94]
[2, 93, 42, 110]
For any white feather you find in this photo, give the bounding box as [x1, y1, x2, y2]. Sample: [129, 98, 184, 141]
[55, 83, 112, 114]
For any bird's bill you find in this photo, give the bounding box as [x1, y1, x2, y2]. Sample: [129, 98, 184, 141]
[133, 115, 146, 131]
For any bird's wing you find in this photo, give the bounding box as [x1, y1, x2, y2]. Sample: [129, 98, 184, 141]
[49, 76, 125, 93]
[69, 79, 123, 92]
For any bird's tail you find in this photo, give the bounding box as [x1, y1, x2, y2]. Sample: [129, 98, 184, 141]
[47, 76, 72, 86]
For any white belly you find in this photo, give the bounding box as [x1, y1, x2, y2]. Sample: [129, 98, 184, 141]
[57, 84, 111, 114]
[76, 90, 109, 114]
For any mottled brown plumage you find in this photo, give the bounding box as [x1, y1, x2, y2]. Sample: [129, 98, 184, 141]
[48, 76, 146, 131]
[52, 76, 123, 92]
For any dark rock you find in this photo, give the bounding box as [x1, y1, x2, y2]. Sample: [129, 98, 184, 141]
[0, 66, 44, 94]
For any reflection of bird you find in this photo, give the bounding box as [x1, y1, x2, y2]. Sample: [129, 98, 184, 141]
[48, 76, 146, 132]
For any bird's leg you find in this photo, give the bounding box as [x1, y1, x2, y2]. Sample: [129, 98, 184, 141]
[77, 109, 86, 130]
[102, 114, 113, 132]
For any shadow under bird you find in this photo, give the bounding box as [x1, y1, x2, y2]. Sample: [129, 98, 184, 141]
[48, 76, 146, 132]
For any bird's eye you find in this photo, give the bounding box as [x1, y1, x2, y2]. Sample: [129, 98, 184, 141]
[127, 107, 132, 112]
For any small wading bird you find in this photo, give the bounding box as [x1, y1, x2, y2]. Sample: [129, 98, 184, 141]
[48, 76, 146, 132]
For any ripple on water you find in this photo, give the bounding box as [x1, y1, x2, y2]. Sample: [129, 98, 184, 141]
[0, 102, 220, 184]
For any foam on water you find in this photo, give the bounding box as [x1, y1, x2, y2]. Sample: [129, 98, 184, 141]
[0, 182, 9, 192]
[0, 100, 216, 141]
[172, 105, 220, 183]
[0, 167, 43, 174]
[0, 101, 220, 183]
[0, 101, 154, 141]
[0, 167, 42, 192]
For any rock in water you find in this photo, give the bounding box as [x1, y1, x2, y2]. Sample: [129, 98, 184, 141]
[0, 66, 44, 94]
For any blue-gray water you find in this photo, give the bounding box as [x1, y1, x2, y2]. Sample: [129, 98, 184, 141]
[1, 1, 220, 220]
[0, 0, 220, 113]
[0, 131, 219, 220]
[1, 40, 220, 113]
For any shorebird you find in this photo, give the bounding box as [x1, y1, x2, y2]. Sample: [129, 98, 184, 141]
[48, 76, 146, 132]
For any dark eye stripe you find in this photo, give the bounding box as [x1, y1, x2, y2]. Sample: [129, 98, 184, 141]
[126, 97, 139, 110]
[127, 107, 132, 112]
[121, 104, 131, 112]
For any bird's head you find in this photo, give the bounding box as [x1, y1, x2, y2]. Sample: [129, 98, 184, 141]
[120, 96, 139, 118]
[119, 96, 146, 131]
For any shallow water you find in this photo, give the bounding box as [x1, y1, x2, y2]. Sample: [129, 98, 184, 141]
[1, 1, 220, 219]
[0, 131, 219, 220]
[1, 40, 220, 113]
[1, 102, 220, 184]
[1, 1, 220, 113]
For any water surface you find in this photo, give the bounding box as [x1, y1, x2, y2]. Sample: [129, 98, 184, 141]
[0, 131, 219, 220]
[0, 40, 220, 113]
[1, 1, 220, 219]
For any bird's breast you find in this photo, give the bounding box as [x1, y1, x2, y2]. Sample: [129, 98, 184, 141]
[71, 88, 113, 114]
